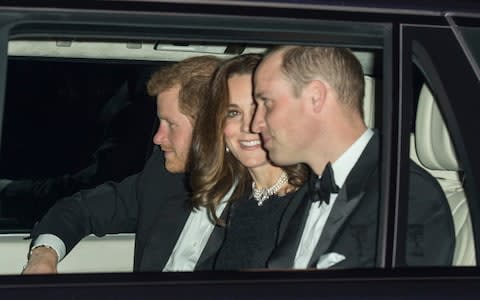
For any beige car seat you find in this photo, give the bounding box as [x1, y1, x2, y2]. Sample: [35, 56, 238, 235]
[411, 84, 476, 266]
[363, 76, 375, 128]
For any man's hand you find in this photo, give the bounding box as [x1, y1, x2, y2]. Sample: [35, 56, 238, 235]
[22, 246, 58, 274]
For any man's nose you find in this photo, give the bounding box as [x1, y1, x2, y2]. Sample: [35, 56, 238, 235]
[251, 105, 265, 133]
[153, 122, 167, 145]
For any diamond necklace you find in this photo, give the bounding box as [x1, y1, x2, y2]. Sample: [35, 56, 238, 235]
[251, 171, 288, 206]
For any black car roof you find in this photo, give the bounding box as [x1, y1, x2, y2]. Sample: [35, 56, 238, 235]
[1, 0, 480, 15]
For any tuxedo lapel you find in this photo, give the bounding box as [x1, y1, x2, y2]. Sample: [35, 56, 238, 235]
[307, 184, 364, 267]
[194, 202, 233, 270]
[267, 184, 311, 269]
[308, 132, 380, 268]
[138, 194, 191, 271]
[276, 184, 309, 243]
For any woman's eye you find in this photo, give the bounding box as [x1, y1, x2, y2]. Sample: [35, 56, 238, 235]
[227, 110, 240, 118]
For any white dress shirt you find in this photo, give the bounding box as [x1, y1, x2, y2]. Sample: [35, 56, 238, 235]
[31, 233, 66, 261]
[163, 183, 235, 271]
[293, 129, 374, 269]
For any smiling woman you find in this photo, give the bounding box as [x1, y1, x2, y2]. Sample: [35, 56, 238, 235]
[189, 54, 309, 270]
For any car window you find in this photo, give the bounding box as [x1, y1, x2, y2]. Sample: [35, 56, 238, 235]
[453, 25, 480, 80]
[401, 24, 480, 267]
[0, 2, 480, 299]
[0, 39, 268, 233]
[0, 56, 158, 231]
[0, 37, 387, 275]
[411, 81, 476, 266]
[1, 7, 469, 277]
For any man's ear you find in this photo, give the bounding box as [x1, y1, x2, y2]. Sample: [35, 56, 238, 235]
[307, 80, 327, 114]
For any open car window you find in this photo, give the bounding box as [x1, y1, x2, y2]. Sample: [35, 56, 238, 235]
[0, 37, 384, 274]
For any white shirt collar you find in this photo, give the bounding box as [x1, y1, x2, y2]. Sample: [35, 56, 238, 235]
[331, 128, 374, 188]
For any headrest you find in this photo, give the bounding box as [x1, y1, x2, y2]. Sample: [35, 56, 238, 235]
[363, 76, 375, 128]
[415, 84, 460, 171]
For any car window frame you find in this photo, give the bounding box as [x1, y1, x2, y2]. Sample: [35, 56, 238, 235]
[1, 2, 478, 295]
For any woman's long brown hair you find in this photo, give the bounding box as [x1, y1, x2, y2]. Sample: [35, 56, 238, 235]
[189, 54, 308, 224]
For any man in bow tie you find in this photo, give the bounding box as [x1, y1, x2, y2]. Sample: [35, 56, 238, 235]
[252, 46, 455, 269]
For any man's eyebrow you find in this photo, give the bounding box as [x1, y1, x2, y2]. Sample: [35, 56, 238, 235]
[158, 116, 172, 123]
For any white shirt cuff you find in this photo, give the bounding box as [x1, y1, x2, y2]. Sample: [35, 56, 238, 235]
[32, 234, 66, 262]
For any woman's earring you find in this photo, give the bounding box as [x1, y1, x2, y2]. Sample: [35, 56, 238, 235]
[226, 147, 230, 153]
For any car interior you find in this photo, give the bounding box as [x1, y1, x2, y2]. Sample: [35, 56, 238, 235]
[0, 35, 476, 274]
[0, 38, 271, 273]
[410, 83, 475, 266]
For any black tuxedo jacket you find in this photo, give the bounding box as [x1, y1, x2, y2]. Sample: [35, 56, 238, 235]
[30, 149, 224, 271]
[268, 132, 455, 268]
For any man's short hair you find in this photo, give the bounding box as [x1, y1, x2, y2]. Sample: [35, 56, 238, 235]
[270, 46, 365, 117]
[147, 56, 222, 121]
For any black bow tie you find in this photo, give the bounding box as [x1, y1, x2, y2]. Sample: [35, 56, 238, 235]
[309, 162, 340, 205]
